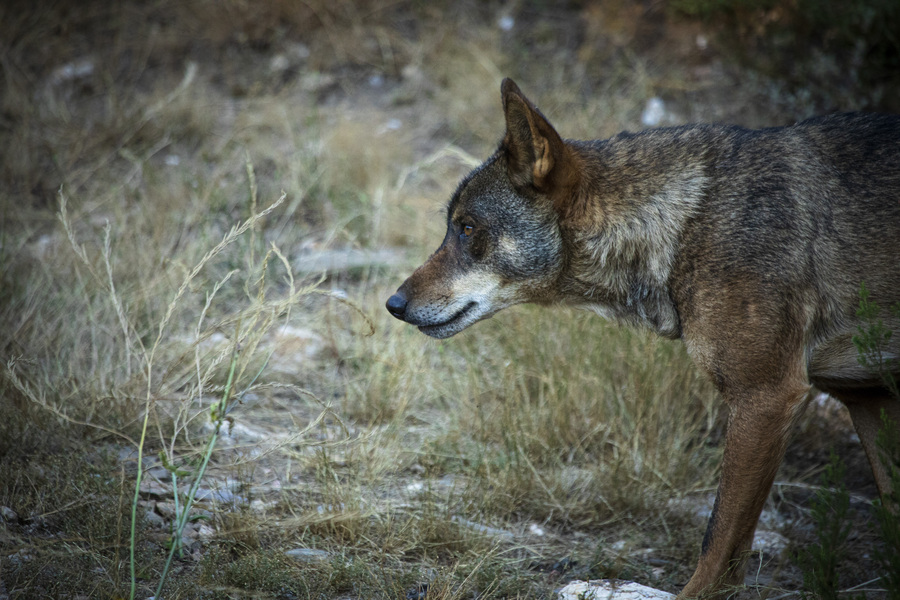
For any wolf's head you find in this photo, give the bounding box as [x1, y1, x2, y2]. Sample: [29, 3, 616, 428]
[386, 79, 581, 338]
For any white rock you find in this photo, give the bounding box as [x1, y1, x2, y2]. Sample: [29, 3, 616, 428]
[194, 487, 243, 504]
[250, 498, 277, 513]
[197, 523, 216, 540]
[285, 547, 330, 563]
[451, 516, 514, 540]
[50, 58, 94, 85]
[641, 98, 667, 127]
[557, 580, 675, 600]
[377, 118, 403, 135]
[498, 15, 515, 31]
[752, 529, 790, 556]
[222, 423, 266, 442]
[270, 54, 290, 72]
[289, 43, 310, 60]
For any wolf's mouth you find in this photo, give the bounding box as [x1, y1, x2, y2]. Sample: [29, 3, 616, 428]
[417, 301, 477, 337]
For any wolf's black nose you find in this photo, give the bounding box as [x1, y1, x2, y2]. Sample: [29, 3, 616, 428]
[385, 292, 408, 320]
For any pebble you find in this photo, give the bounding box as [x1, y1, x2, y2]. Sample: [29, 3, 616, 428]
[752, 529, 790, 557]
[641, 98, 667, 127]
[144, 508, 166, 529]
[285, 547, 330, 563]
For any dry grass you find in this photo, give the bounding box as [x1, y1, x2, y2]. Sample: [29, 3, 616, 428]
[0, 1, 889, 598]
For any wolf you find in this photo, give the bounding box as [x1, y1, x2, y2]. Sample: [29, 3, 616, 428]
[386, 79, 900, 598]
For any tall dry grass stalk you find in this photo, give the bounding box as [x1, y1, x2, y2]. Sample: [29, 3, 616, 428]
[52, 176, 373, 596]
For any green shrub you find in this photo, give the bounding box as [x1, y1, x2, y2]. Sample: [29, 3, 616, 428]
[873, 411, 900, 599]
[796, 451, 853, 600]
[853, 283, 900, 599]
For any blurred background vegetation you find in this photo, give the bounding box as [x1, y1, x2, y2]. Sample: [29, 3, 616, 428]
[1, 1, 896, 598]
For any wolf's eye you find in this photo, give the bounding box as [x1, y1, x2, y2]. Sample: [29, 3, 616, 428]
[461, 225, 474, 238]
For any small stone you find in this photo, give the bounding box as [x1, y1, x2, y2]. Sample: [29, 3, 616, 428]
[194, 487, 243, 504]
[182, 522, 199, 539]
[49, 58, 94, 85]
[270, 54, 290, 72]
[155, 502, 177, 519]
[249, 499, 276, 513]
[197, 523, 216, 540]
[139, 479, 170, 500]
[641, 98, 667, 127]
[752, 529, 790, 556]
[450, 516, 514, 540]
[285, 547, 330, 563]
[144, 508, 166, 529]
[146, 467, 170, 481]
[289, 42, 310, 60]
[1, 506, 18, 522]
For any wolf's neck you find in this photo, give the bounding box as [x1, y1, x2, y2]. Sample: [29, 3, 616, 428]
[559, 137, 710, 338]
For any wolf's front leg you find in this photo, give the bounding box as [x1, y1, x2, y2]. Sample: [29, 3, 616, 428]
[679, 383, 811, 599]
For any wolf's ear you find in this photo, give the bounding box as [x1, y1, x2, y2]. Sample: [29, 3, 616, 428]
[501, 78, 570, 193]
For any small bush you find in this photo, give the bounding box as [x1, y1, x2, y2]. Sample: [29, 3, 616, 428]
[795, 451, 853, 600]
[852, 282, 900, 599]
[873, 412, 900, 599]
